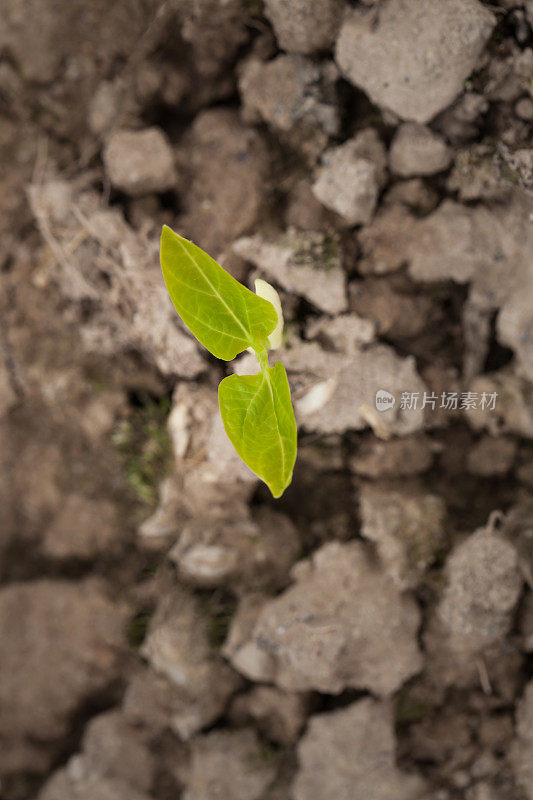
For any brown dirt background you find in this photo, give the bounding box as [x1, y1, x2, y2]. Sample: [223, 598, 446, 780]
[0, 1, 532, 799]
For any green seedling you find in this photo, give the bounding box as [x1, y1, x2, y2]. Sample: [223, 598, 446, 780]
[160, 225, 297, 498]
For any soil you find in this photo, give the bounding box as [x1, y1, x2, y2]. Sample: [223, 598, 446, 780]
[0, 1, 532, 799]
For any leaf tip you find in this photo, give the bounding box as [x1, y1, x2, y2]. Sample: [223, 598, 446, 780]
[160, 223, 172, 241]
[160, 224, 174, 264]
[268, 472, 293, 499]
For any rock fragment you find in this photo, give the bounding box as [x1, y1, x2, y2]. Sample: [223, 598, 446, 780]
[123, 665, 235, 742]
[389, 123, 451, 177]
[499, 145, 533, 197]
[35, 706, 158, 799]
[168, 506, 300, 591]
[498, 283, 533, 382]
[402, 709, 476, 781]
[103, 128, 176, 196]
[285, 178, 333, 231]
[434, 91, 489, 144]
[38, 769, 155, 800]
[406, 201, 482, 283]
[438, 526, 522, 652]
[465, 368, 533, 438]
[349, 277, 435, 340]
[139, 587, 240, 739]
[466, 436, 517, 476]
[184, 729, 276, 800]
[511, 681, 533, 800]
[403, 194, 533, 381]
[177, 109, 270, 253]
[516, 96, 533, 121]
[518, 458, 533, 489]
[177, 0, 249, 76]
[406, 201, 509, 285]
[42, 494, 124, 559]
[28, 180, 204, 378]
[0, 580, 128, 771]
[230, 686, 309, 745]
[447, 144, 512, 202]
[350, 434, 434, 479]
[384, 178, 439, 214]
[306, 313, 376, 351]
[335, 0, 495, 123]
[264, 0, 346, 55]
[233, 230, 347, 314]
[89, 80, 128, 137]
[80, 710, 154, 793]
[424, 522, 523, 690]
[312, 129, 387, 224]
[485, 45, 533, 105]
[278, 340, 427, 436]
[360, 485, 446, 589]
[0, 0, 154, 84]
[0, 356, 17, 418]
[293, 698, 427, 800]
[239, 55, 340, 138]
[224, 541, 423, 695]
[222, 593, 272, 682]
[357, 204, 416, 274]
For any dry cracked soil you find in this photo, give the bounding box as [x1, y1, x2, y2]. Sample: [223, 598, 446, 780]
[1, 1, 533, 799]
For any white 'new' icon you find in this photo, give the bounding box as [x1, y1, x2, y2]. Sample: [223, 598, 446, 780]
[375, 389, 396, 411]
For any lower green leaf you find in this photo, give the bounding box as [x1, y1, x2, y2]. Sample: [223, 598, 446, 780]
[218, 361, 297, 498]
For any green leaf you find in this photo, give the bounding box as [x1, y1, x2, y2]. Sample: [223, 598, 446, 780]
[160, 226, 298, 500]
[218, 361, 297, 498]
[160, 225, 278, 360]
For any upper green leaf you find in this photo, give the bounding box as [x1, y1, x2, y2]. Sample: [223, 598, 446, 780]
[160, 225, 278, 361]
[218, 361, 297, 498]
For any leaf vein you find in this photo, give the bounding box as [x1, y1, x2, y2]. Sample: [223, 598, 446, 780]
[173, 236, 253, 343]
